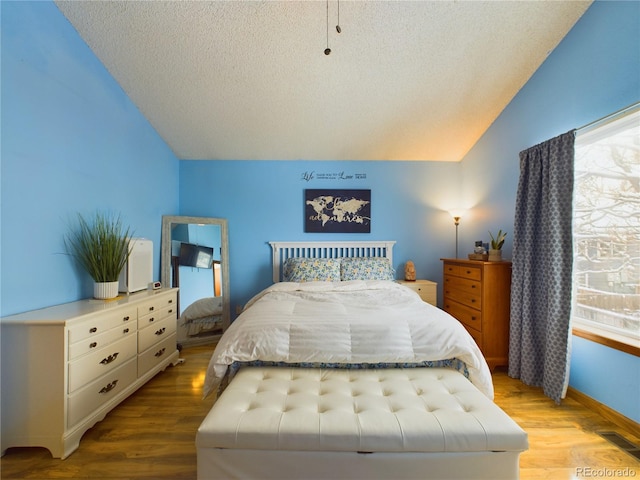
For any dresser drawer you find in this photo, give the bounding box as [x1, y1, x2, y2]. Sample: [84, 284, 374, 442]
[138, 315, 176, 352]
[443, 298, 483, 332]
[136, 292, 178, 319]
[67, 358, 137, 428]
[445, 274, 482, 296]
[68, 307, 136, 344]
[69, 323, 136, 360]
[68, 334, 137, 393]
[443, 285, 482, 310]
[444, 263, 482, 280]
[138, 303, 178, 331]
[455, 265, 481, 281]
[138, 333, 177, 376]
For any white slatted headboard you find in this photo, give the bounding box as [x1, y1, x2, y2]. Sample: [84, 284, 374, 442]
[269, 241, 396, 283]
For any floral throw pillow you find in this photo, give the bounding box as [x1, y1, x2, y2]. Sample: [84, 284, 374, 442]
[340, 257, 395, 281]
[283, 257, 341, 282]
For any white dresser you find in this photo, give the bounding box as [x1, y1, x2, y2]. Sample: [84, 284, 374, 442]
[0, 288, 180, 459]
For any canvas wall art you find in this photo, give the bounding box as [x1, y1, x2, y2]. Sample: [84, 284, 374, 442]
[304, 189, 371, 233]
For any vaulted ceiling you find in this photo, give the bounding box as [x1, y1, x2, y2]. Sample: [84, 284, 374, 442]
[55, 1, 591, 161]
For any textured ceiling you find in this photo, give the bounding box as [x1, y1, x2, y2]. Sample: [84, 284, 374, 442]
[55, 0, 591, 161]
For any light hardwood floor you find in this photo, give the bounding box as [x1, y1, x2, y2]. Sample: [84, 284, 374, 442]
[1, 345, 638, 479]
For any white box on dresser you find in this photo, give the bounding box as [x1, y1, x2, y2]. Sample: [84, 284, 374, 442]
[0, 288, 180, 459]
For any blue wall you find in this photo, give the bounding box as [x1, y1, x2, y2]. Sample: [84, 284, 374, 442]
[179, 160, 461, 309]
[1, 1, 180, 315]
[459, 0, 640, 423]
[1, 1, 638, 422]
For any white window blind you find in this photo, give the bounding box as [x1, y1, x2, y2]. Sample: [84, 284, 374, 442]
[572, 105, 640, 348]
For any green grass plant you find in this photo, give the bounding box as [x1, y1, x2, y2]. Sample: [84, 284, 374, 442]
[489, 229, 507, 250]
[65, 212, 132, 282]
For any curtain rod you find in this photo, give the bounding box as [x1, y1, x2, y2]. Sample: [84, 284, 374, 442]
[576, 101, 640, 135]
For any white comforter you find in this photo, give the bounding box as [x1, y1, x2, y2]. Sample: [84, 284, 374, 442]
[203, 280, 493, 398]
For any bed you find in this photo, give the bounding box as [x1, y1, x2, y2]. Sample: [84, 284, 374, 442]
[178, 296, 223, 338]
[196, 241, 528, 479]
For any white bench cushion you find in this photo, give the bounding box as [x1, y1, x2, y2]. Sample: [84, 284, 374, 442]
[196, 367, 528, 454]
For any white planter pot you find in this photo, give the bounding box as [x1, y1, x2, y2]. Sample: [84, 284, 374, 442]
[93, 281, 119, 300]
[488, 249, 502, 262]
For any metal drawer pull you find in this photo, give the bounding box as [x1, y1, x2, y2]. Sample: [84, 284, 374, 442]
[168, 299, 173, 304]
[168, 309, 174, 315]
[471, 285, 477, 289]
[154, 347, 166, 358]
[148, 306, 155, 311]
[155, 327, 166, 336]
[100, 352, 119, 365]
[89, 327, 97, 333]
[99, 380, 118, 394]
[123, 316, 130, 322]
[123, 328, 130, 334]
[90, 342, 97, 348]
[148, 317, 155, 323]
[471, 316, 477, 321]
[471, 299, 476, 303]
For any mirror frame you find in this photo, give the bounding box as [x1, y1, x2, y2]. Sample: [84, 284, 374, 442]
[161, 215, 230, 332]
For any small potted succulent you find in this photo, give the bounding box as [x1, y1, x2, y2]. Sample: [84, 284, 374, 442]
[488, 229, 507, 261]
[65, 212, 133, 299]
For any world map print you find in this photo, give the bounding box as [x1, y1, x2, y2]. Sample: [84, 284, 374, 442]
[304, 189, 371, 233]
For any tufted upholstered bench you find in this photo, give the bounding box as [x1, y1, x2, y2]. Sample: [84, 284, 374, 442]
[196, 367, 528, 479]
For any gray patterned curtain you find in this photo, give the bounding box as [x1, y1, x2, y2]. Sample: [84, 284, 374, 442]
[509, 130, 575, 404]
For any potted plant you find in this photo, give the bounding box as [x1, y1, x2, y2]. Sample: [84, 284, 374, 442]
[65, 212, 133, 299]
[488, 229, 507, 261]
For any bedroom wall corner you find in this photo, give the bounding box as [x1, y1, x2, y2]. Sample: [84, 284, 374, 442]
[0, 1, 180, 316]
[457, 1, 640, 423]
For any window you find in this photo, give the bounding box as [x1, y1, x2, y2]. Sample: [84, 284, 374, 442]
[572, 105, 640, 352]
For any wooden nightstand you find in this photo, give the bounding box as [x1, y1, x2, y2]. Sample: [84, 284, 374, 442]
[397, 279, 437, 306]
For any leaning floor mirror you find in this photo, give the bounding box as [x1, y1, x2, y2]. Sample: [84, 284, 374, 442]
[161, 216, 230, 348]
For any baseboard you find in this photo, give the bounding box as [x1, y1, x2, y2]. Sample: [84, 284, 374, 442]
[567, 387, 640, 437]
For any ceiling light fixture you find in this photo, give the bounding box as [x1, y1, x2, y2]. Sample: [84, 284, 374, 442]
[324, 0, 341, 55]
[324, 0, 331, 55]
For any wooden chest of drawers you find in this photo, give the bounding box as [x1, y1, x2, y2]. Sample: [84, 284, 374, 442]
[1, 288, 180, 459]
[441, 259, 511, 370]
